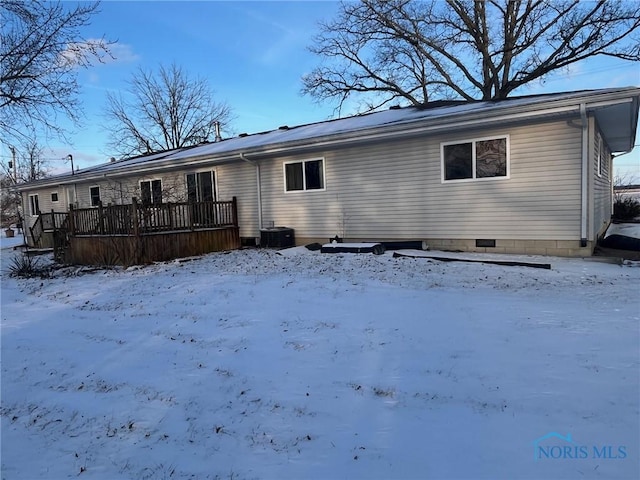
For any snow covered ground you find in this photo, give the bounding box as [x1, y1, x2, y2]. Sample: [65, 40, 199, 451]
[1, 235, 639, 479]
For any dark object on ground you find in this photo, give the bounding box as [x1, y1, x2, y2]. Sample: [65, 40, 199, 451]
[321, 243, 385, 255]
[599, 234, 640, 252]
[594, 246, 640, 261]
[393, 252, 551, 269]
[305, 243, 322, 251]
[260, 227, 295, 248]
[381, 241, 425, 250]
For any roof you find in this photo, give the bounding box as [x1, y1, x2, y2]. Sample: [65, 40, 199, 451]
[17, 87, 640, 190]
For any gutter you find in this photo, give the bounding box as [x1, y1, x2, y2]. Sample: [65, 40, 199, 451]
[239, 152, 263, 233]
[580, 103, 588, 247]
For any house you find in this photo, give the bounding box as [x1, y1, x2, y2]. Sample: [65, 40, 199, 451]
[16, 87, 640, 261]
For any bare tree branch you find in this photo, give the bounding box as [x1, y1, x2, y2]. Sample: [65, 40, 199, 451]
[302, 0, 640, 111]
[0, 1, 113, 144]
[102, 63, 233, 158]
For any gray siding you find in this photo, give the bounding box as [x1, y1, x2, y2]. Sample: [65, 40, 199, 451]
[18, 116, 596, 248]
[591, 119, 612, 240]
[215, 162, 259, 239]
[258, 119, 583, 241]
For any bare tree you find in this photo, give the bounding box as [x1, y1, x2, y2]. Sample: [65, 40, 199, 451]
[302, 0, 640, 112]
[0, 1, 113, 143]
[103, 63, 233, 158]
[0, 139, 47, 225]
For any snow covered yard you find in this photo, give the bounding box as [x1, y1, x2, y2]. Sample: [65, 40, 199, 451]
[1, 239, 639, 480]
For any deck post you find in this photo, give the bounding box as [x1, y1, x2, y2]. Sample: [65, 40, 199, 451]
[98, 201, 104, 234]
[131, 197, 139, 237]
[232, 197, 238, 227]
[68, 204, 76, 236]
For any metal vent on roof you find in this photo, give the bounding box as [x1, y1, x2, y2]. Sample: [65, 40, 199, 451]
[278, 125, 289, 130]
[389, 105, 401, 110]
[239, 133, 248, 137]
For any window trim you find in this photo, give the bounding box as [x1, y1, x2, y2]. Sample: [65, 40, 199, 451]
[597, 134, 604, 178]
[89, 186, 101, 207]
[283, 157, 326, 193]
[140, 178, 163, 206]
[28, 194, 40, 216]
[185, 169, 217, 202]
[441, 135, 510, 183]
[51, 192, 59, 203]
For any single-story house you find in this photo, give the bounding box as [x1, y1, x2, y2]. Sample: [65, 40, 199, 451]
[16, 87, 640, 260]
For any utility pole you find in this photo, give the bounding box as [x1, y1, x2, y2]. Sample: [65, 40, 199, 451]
[8, 146, 16, 183]
[8, 145, 19, 231]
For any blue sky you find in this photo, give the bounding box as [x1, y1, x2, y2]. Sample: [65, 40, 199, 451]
[37, 1, 640, 178]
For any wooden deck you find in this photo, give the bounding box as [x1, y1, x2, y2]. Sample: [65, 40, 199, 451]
[35, 198, 241, 266]
[66, 226, 240, 265]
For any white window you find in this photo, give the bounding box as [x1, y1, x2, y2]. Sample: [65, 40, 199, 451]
[90, 186, 101, 207]
[597, 134, 605, 178]
[140, 179, 162, 206]
[51, 192, 59, 202]
[186, 171, 216, 202]
[442, 136, 509, 182]
[284, 158, 325, 192]
[28, 194, 40, 216]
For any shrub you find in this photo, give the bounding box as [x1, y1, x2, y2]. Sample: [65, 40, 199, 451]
[8, 254, 51, 278]
[613, 197, 640, 221]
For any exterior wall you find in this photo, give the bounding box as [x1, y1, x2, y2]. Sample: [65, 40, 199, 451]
[215, 162, 259, 240]
[18, 115, 607, 256]
[23, 162, 260, 243]
[21, 188, 68, 245]
[590, 118, 613, 241]
[257, 118, 584, 250]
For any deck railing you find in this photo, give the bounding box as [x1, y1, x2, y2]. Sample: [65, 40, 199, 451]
[68, 197, 238, 236]
[30, 211, 69, 247]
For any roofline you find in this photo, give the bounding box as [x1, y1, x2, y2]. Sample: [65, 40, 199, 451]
[16, 87, 640, 191]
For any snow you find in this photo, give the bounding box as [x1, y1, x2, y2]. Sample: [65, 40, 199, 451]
[1, 241, 639, 479]
[23, 87, 639, 188]
[605, 223, 640, 240]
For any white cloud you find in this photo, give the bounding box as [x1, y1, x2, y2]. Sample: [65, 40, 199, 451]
[109, 42, 140, 64]
[59, 39, 139, 67]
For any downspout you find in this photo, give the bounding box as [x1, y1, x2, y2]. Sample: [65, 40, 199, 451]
[239, 152, 263, 234]
[580, 103, 588, 247]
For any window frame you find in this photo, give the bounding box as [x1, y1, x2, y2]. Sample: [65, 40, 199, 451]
[140, 179, 163, 206]
[441, 135, 510, 183]
[28, 194, 40, 216]
[185, 170, 217, 203]
[597, 134, 605, 178]
[283, 157, 326, 193]
[89, 186, 101, 207]
[51, 192, 59, 203]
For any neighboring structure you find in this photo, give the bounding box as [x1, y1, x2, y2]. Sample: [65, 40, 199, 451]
[614, 184, 640, 202]
[16, 87, 640, 259]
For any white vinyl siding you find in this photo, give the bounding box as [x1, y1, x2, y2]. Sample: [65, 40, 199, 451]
[24, 188, 65, 215]
[592, 121, 612, 240]
[215, 162, 259, 237]
[258, 119, 582, 241]
[15, 118, 590, 245]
